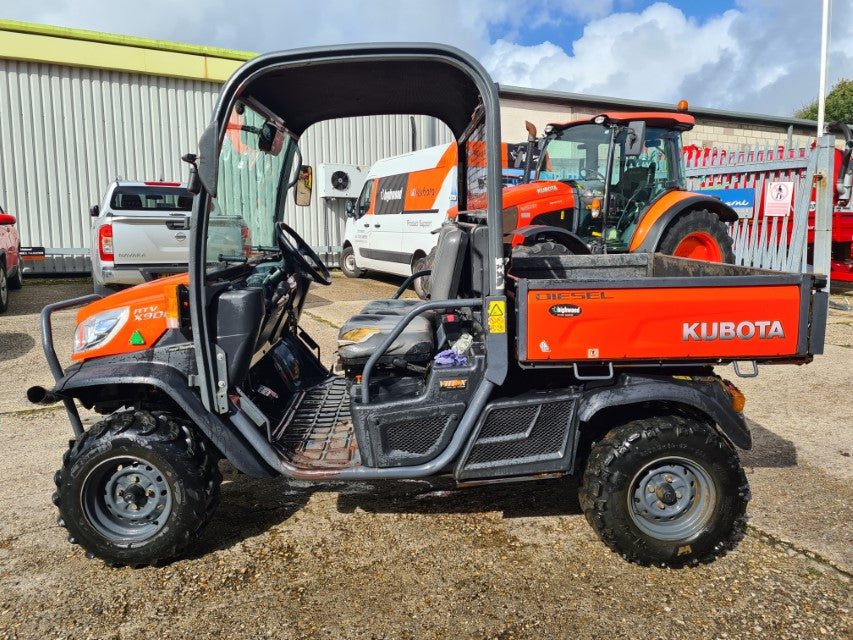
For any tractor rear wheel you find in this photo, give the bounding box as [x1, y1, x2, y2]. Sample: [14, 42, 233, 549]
[54, 410, 221, 566]
[658, 209, 734, 263]
[579, 414, 749, 567]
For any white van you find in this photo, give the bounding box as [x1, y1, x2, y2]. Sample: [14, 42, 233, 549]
[340, 143, 457, 298]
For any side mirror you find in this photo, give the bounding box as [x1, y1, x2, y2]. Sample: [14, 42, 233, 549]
[258, 121, 284, 156]
[89, 204, 100, 217]
[345, 199, 355, 217]
[0, 213, 15, 225]
[294, 165, 313, 206]
[624, 120, 646, 157]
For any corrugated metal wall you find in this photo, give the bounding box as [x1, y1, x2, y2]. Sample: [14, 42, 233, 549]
[0, 59, 219, 272]
[0, 58, 453, 272]
[283, 115, 453, 265]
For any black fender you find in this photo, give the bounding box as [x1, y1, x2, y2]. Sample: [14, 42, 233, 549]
[578, 373, 751, 450]
[55, 359, 276, 477]
[512, 225, 592, 255]
[635, 194, 738, 254]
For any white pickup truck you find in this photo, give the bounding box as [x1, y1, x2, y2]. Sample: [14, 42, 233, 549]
[90, 180, 249, 294]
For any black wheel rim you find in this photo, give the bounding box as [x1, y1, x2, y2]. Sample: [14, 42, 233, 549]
[628, 456, 717, 541]
[81, 455, 173, 543]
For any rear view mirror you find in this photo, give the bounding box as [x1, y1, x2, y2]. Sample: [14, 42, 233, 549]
[624, 120, 646, 157]
[294, 165, 313, 206]
[258, 121, 284, 156]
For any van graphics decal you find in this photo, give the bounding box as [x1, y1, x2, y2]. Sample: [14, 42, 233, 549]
[375, 173, 409, 215]
[549, 304, 582, 317]
[682, 320, 785, 341]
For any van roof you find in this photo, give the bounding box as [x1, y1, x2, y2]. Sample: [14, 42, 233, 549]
[367, 143, 456, 179]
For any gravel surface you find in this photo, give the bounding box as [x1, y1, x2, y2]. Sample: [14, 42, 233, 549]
[0, 276, 850, 640]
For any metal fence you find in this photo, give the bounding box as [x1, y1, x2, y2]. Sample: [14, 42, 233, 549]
[684, 135, 835, 281]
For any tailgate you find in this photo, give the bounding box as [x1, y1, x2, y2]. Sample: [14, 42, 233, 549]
[110, 213, 190, 265]
[514, 253, 826, 365]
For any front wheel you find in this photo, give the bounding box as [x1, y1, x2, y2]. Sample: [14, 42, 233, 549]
[579, 415, 749, 567]
[7, 250, 23, 290]
[657, 209, 735, 263]
[340, 245, 363, 278]
[54, 410, 221, 566]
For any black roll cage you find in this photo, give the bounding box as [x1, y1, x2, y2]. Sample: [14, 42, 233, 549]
[189, 44, 506, 414]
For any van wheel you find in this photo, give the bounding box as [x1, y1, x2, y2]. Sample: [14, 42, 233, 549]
[340, 245, 363, 278]
[54, 410, 221, 567]
[579, 414, 749, 567]
[412, 253, 431, 300]
[657, 209, 734, 263]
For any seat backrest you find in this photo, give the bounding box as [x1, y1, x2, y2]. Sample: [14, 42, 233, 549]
[121, 194, 143, 209]
[430, 223, 469, 300]
[621, 163, 654, 193]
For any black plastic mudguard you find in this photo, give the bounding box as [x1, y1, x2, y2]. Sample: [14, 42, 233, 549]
[578, 373, 751, 450]
[56, 358, 276, 477]
[634, 194, 739, 254]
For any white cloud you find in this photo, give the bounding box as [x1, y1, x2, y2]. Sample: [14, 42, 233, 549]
[3, 0, 851, 116]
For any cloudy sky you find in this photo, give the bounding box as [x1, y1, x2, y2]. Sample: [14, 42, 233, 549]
[2, 0, 851, 117]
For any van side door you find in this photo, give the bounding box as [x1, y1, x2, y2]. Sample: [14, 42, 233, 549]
[365, 173, 408, 275]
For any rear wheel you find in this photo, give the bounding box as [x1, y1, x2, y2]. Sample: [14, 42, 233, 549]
[579, 414, 749, 567]
[54, 410, 221, 566]
[0, 263, 8, 313]
[658, 209, 734, 263]
[340, 245, 363, 278]
[412, 253, 430, 300]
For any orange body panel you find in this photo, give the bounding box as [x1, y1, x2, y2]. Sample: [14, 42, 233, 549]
[548, 111, 695, 130]
[72, 273, 189, 362]
[628, 190, 697, 251]
[524, 284, 802, 362]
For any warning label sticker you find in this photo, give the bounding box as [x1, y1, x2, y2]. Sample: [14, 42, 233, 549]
[488, 300, 506, 334]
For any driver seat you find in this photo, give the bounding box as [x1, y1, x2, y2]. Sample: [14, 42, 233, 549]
[337, 223, 468, 366]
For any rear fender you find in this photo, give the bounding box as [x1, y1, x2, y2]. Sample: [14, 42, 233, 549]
[630, 193, 738, 253]
[56, 359, 276, 477]
[578, 373, 751, 450]
[512, 225, 591, 254]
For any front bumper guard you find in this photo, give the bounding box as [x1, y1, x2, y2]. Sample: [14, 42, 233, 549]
[34, 294, 101, 438]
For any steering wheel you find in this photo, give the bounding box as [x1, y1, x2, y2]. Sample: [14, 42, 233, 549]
[275, 222, 332, 285]
[579, 167, 605, 180]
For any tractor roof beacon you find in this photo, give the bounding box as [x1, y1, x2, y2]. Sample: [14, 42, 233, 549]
[31, 44, 827, 569]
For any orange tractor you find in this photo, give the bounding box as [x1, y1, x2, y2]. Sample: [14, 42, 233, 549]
[500, 110, 737, 263]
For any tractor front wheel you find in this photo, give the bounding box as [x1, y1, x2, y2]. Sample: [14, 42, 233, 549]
[579, 414, 749, 567]
[658, 209, 734, 263]
[54, 410, 221, 566]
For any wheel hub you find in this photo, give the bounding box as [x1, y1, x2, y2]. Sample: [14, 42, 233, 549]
[83, 456, 173, 542]
[629, 458, 717, 541]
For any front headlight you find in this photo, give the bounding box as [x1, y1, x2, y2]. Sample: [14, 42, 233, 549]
[74, 307, 130, 353]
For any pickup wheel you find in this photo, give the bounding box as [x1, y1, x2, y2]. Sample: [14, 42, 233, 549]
[340, 245, 363, 278]
[657, 209, 734, 263]
[0, 263, 8, 313]
[53, 410, 221, 567]
[579, 415, 749, 567]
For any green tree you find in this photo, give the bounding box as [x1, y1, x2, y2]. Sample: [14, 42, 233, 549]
[795, 78, 853, 122]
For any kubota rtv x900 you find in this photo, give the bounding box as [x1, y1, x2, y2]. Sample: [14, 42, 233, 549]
[30, 44, 826, 569]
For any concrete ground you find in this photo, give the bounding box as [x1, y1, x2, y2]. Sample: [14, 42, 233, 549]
[0, 274, 850, 640]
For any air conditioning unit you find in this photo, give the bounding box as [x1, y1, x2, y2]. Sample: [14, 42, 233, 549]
[317, 163, 368, 199]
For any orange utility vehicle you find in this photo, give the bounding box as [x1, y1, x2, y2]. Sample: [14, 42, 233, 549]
[31, 44, 827, 570]
[500, 109, 738, 263]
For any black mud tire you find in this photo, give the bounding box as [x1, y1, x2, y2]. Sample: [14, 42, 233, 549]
[7, 250, 23, 290]
[54, 410, 221, 567]
[412, 252, 431, 300]
[340, 244, 363, 278]
[657, 209, 735, 264]
[0, 262, 7, 313]
[579, 414, 749, 568]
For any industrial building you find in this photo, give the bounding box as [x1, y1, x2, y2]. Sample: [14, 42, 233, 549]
[0, 19, 819, 273]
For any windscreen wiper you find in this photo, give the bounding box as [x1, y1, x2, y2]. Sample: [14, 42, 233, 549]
[217, 254, 248, 264]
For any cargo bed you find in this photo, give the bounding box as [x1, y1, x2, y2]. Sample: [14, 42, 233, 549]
[508, 253, 828, 367]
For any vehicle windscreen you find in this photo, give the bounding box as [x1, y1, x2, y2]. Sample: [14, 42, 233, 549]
[206, 101, 292, 269]
[110, 186, 193, 211]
